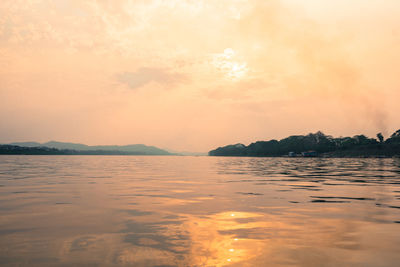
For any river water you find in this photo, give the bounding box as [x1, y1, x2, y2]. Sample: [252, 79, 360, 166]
[0, 156, 400, 266]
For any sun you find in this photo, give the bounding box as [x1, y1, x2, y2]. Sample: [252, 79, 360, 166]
[213, 48, 248, 80]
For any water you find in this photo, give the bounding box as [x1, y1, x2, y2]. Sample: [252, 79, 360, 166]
[0, 156, 400, 267]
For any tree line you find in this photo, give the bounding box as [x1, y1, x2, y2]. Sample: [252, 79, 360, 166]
[209, 129, 400, 157]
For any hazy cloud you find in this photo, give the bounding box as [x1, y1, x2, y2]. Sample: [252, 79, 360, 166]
[116, 68, 187, 90]
[1, 0, 400, 151]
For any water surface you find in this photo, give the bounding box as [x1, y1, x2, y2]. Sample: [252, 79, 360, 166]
[1, 156, 400, 266]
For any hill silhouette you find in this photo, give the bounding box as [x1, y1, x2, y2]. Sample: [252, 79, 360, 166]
[3, 141, 172, 155]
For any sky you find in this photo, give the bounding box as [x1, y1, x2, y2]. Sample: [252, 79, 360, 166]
[0, 0, 399, 152]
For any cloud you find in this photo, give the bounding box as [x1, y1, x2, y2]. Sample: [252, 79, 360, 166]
[1, 0, 399, 150]
[116, 68, 187, 90]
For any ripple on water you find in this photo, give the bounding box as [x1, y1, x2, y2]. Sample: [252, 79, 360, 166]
[0, 156, 400, 266]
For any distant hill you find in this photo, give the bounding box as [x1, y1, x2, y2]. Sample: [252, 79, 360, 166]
[163, 148, 207, 156]
[7, 141, 172, 155]
[10, 142, 42, 147]
[209, 129, 400, 158]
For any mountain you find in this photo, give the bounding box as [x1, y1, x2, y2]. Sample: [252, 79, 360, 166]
[8, 141, 172, 155]
[163, 148, 207, 156]
[10, 142, 42, 147]
[42, 141, 89, 151]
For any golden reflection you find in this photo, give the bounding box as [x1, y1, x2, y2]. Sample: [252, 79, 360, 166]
[183, 211, 267, 266]
[29, 205, 400, 266]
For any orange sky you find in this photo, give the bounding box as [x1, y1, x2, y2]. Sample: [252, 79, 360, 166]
[0, 0, 399, 152]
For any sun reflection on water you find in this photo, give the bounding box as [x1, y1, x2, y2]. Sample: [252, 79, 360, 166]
[183, 211, 267, 266]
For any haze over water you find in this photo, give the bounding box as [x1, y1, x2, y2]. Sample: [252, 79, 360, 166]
[1, 156, 400, 266]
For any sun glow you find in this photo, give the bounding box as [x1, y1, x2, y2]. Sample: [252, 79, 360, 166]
[213, 48, 248, 80]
